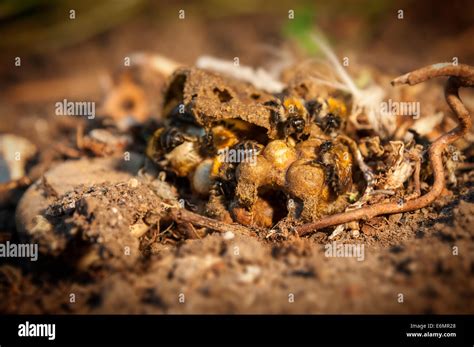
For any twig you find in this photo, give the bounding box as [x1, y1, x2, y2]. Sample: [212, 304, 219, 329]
[54, 143, 82, 158]
[0, 176, 31, 195]
[295, 63, 473, 236]
[456, 162, 474, 171]
[168, 208, 256, 237]
[369, 190, 395, 196]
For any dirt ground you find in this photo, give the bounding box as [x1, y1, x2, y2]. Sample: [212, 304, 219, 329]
[1, 0, 474, 314]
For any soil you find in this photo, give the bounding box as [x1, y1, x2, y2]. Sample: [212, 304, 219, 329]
[1, 0, 474, 314]
[2, 174, 474, 314]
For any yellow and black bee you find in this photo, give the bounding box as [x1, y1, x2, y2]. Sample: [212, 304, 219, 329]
[146, 88, 351, 210]
[314, 97, 347, 134]
[264, 96, 348, 140]
[313, 140, 353, 196]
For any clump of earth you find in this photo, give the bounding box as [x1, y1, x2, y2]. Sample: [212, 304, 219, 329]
[1, 137, 474, 313]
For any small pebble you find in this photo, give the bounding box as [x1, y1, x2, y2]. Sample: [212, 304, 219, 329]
[128, 178, 139, 188]
[238, 265, 261, 284]
[129, 222, 149, 238]
[223, 231, 235, 240]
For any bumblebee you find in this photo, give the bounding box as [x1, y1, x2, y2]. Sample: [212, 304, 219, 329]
[313, 140, 353, 196]
[304, 99, 323, 121]
[159, 127, 186, 152]
[147, 114, 265, 197]
[232, 140, 264, 156]
[314, 97, 347, 134]
[316, 113, 342, 134]
[145, 127, 164, 160]
[146, 126, 193, 157]
[264, 96, 348, 140]
[209, 179, 234, 198]
[283, 97, 307, 116]
[264, 97, 309, 139]
[282, 97, 308, 139]
[211, 140, 264, 180]
[210, 140, 264, 200]
[145, 87, 352, 218]
[210, 125, 239, 150]
[326, 97, 347, 117]
[168, 102, 198, 126]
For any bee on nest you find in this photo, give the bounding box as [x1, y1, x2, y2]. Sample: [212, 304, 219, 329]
[145, 68, 355, 229]
[146, 106, 259, 196]
[232, 137, 353, 227]
[265, 95, 348, 142]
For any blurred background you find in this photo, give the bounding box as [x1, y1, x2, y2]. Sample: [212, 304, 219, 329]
[0, 0, 473, 143]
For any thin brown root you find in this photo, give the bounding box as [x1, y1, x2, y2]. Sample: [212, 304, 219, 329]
[54, 143, 82, 158]
[369, 190, 395, 196]
[456, 162, 474, 171]
[169, 208, 256, 237]
[296, 63, 473, 236]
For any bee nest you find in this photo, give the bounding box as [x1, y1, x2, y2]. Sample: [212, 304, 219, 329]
[147, 68, 354, 228]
